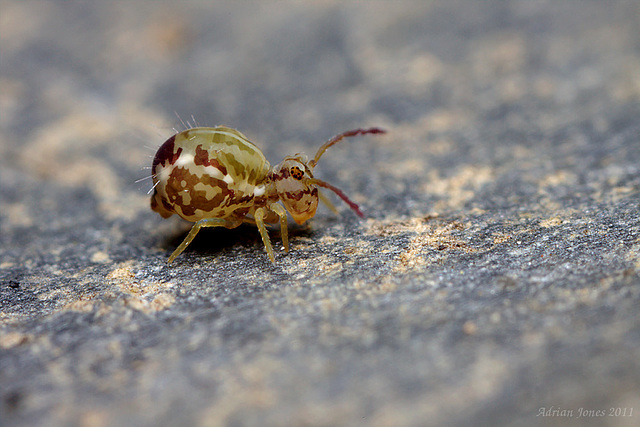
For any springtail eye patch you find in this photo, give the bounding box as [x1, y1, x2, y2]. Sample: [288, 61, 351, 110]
[290, 166, 304, 180]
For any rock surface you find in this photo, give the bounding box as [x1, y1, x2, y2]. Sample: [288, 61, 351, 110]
[1, 1, 639, 426]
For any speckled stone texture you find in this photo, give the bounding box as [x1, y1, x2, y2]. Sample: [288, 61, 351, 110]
[1, 1, 639, 426]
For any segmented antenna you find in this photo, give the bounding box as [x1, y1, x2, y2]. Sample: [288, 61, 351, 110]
[309, 128, 386, 169]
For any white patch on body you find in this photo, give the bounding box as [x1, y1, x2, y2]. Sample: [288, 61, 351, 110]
[176, 153, 194, 167]
[253, 185, 265, 197]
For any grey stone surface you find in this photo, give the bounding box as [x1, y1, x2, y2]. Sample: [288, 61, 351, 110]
[1, 1, 639, 426]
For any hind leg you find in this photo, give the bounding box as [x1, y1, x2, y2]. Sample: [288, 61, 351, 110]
[254, 207, 276, 263]
[168, 218, 240, 262]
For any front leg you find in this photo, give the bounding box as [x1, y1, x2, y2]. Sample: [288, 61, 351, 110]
[269, 203, 289, 252]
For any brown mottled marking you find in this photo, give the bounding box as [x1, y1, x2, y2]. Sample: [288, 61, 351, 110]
[194, 145, 228, 175]
[152, 135, 178, 170]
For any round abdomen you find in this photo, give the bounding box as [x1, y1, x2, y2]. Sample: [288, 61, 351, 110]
[151, 127, 271, 222]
